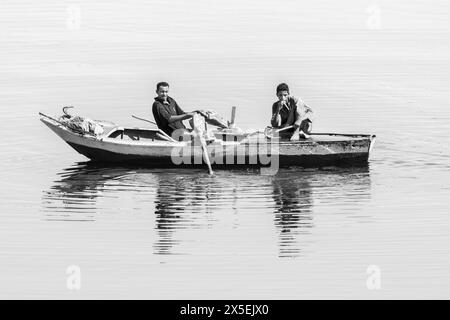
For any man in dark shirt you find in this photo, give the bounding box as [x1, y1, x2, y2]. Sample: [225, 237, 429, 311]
[271, 83, 313, 140]
[152, 82, 197, 136]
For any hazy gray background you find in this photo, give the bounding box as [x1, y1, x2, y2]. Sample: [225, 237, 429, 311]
[1, 0, 449, 299]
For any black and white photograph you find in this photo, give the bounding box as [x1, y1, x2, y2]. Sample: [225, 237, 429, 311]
[1, 0, 449, 307]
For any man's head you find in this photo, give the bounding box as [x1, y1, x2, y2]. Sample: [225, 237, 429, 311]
[156, 82, 170, 101]
[276, 83, 290, 102]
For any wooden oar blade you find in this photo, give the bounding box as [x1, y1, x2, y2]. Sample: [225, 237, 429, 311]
[192, 114, 214, 175]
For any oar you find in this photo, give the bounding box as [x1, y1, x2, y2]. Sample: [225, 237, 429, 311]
[192, 114, 214, 175]
[264, 125, 294, 139]
[275, 125, 294, 133]
[199, 134, 214, 175]
[132, 115, 157, 125]
[131, 115, 176, 142]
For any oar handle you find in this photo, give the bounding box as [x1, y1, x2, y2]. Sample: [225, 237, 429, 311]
[131, 115, 177, 142]
[275, 125, 294, 133]
[132, 115, 157, 125]
[263, 125, 295, 140]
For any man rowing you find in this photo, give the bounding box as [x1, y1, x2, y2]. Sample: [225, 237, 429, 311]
[270, 83, 313, 140]
[152, 82, 230, 139]
[152, 81, 199, 137]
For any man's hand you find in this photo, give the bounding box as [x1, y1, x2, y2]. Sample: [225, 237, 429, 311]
[299, 130, 311, 139]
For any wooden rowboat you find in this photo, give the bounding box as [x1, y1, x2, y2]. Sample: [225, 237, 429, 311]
[39, 113, 376, 168]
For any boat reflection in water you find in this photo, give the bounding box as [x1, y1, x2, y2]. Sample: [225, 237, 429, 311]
[42, 162, 371, 258]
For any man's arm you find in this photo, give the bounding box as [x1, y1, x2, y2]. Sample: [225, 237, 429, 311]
[167, 100, 196, 123]
[271, 102, 282, 127]
[153, 102, 191, 124]
[168, 112, 195, 123]
[290, 105, 301, 140]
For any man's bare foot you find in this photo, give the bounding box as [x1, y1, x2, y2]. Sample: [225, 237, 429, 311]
[299, 131, 311, 139]
[289, 127, 300, 141]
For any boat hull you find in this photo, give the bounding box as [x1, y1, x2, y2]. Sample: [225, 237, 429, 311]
[41, 117, 375, 168]
[66, 141, 370, 167]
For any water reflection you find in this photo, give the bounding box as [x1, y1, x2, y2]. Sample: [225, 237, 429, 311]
[41, 164, 118, 221]
[153, 179, 183, 255]
[152, 174, 216, 255]
[42, 162, 371, 258]
[271, 167, 371, 257]
[272, 174, 313, 257]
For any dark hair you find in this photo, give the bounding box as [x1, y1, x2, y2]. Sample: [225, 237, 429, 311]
[156, 81, 169, 91]
[276, 83, 289, 94]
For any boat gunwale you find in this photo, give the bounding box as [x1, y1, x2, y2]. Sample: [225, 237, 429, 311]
[40, 114, 375, 148]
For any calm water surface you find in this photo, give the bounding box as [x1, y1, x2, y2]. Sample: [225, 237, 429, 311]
[1, 0, 450, 299]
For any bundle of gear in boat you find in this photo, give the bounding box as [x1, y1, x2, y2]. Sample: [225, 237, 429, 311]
[56, 106, 243, 140]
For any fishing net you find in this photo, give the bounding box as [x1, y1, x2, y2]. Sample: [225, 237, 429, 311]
[57, 107, 106, 136]
[60, 116, 105, 136]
